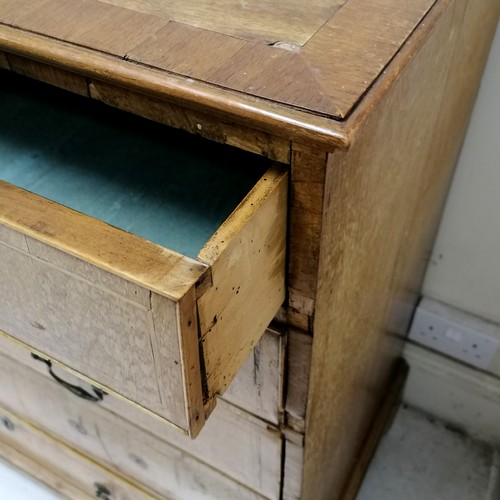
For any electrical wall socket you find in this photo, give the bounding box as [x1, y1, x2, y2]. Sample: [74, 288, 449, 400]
[408, 298, 500, 370]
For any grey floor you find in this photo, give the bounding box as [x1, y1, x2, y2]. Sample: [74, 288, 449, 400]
[357, 404, 500, 500]
[1, 404, 499, 499]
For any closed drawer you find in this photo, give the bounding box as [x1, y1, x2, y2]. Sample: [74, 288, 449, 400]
[0, 326, 284, 428]
[0, 408, 155, 500]
[0, 71, 287, 436]
[0, 349, 281, 499]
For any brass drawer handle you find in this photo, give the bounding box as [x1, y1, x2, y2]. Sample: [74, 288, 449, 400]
[30, 354, 105, 402]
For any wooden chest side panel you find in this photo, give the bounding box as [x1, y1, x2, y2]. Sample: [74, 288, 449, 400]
[0, 229, 188, 429]
[303, 0, 500, 498]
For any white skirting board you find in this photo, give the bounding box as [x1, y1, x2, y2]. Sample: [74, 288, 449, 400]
[403, 342, 500, 446]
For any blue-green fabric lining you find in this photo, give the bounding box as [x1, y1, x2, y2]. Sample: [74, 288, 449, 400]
[0, 71, 269, 258]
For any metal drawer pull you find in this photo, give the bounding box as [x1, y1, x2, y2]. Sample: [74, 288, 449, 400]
[30, 353, 105, 402]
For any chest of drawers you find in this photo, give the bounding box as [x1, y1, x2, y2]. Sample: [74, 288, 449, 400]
[0, 0, 498, 498]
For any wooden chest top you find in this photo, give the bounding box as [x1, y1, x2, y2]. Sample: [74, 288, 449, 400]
[0, 0, 436, 144]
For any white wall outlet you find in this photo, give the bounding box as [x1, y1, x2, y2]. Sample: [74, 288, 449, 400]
[408, 298, 500, 370]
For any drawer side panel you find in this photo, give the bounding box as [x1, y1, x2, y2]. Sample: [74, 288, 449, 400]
[198, 167, 288, 399]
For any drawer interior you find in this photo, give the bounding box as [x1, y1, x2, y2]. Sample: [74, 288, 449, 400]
[0, 70, 270, 257]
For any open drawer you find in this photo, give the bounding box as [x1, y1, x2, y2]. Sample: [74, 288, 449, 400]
[0, 72, 287, 437]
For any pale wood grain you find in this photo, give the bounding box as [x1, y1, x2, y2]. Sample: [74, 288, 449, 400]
[6, 53, 88, 95]
[282, 434, 304, 500]
[302, 0, 500, 498]
[0, 408, 156, 499]
[0, 325, 283, 430]
[223, 328, 284, 425]
[0, 233, 189, 429]
[100, 0, 346, 45]
[197, 167, 287, 399]
[89, 80, 291, 163]
[285, 330, 312, 434]
[0, 351, 277, 499]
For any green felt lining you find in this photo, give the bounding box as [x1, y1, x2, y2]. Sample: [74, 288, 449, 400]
[0, 71, 269, 258]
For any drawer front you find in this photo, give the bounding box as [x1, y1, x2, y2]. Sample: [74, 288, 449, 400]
[0, 221, 198, 433]
[0, 326, 283, 430]
[0, 410, 155, 500]
[0, 71, 287, 436]
[0, 344, 282, 499]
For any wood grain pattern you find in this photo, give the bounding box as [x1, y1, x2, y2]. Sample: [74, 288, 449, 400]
[174, 289, 206, 437]
[0, 182, 207, 302]
[0, 408, 156, 499]
[285, 330, 312, 434]
[89, 80, 291, 163]
[100, 0, 346, 45]
[287, 144, 328, 321]
[6, 53, 88, 95]
[0, 324, 283, 429]
[282, 433, 304, 500]
[223, 328, 284, 425]
[302, 0, 500, 498]
[0, 25, 349, 149]
[198, 166, 287, 399]
[208, 0, 435, 117]
[0, 231, 189, 429]
[0, 0, 439, 126]
[0, 351, 279, 499]
[1, 0, 168, 56]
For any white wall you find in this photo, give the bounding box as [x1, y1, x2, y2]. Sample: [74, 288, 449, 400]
[423, 22, 500, 325]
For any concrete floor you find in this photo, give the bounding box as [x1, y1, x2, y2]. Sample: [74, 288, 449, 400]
[357, 404, 500, 500]
[1, 404, 499, 499]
